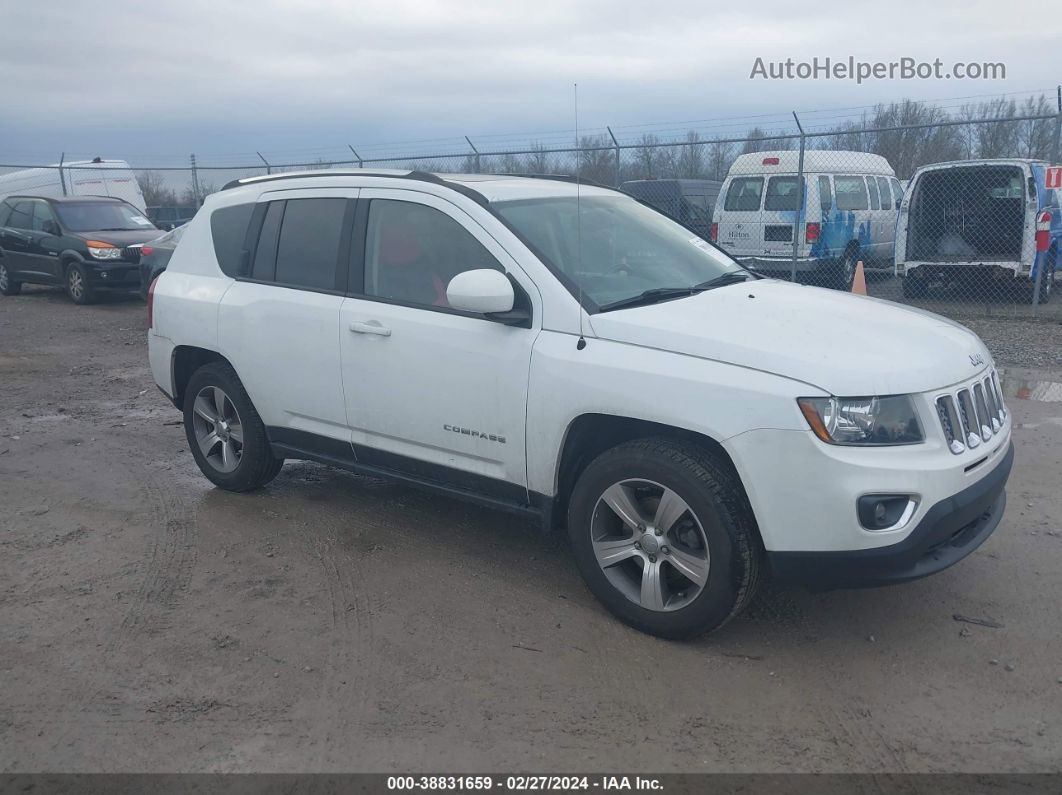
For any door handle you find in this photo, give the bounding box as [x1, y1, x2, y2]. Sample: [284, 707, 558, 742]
[349, 320, 391, 337]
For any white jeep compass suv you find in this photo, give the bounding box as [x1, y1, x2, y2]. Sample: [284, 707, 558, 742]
[147, 170, 1012, 639]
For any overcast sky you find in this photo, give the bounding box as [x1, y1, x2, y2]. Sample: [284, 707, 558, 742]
[0, 0, 1056, 167]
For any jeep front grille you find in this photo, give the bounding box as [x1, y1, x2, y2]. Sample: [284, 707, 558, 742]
[936, 369, 1006, 455]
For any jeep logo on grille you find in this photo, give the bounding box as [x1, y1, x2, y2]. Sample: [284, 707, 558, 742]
[969, 353, 985, 366]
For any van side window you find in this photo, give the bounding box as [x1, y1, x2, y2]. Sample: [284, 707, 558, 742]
[211, 203, 256, 278]
[818, 176, 832, 212]
[876, 177, 892, 210]
[7, 201, 34, 230]
[867, 177, 880, 210]
[835, 177, 869, 211]
[363, 199, 502, 309]
[764, 177, 802, 211]
[723, 177, 763, 211]
[890, 178, 903, 208]
[274, 198, 347, 291]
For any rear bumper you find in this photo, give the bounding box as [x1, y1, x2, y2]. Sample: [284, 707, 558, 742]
[767, 442, 1012, 590]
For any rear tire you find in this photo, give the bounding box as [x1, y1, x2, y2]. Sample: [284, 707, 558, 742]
[827, 248, 858, 291]
[566, 438, 761, 640]
[1031, 248, 1055, 305]
[183, 362, 283, 491]
[65, 262, 96, 305]
[0, 262, 21, 296]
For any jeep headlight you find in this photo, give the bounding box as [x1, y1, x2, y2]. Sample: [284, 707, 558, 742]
[86, 241, 122, 260]
[797, 395, 923, 445]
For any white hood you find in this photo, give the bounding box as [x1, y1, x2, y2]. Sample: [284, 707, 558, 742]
[588, 279, 991, 396]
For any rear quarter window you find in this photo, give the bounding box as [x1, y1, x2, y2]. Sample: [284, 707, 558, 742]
[210, 203, 256, 277]
[764, 176, 802, 211]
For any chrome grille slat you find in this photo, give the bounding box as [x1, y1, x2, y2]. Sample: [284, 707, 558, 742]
[937, 368, 1007, 454]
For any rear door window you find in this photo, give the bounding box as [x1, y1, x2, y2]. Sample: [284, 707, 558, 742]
[273, 198, 347, 292]
[7, 202, 34, 230]
[835, 176, 869, 211]
[723, 177, 763, 211]
[30, 201, 57, 232]
[764, 177, 802, 211]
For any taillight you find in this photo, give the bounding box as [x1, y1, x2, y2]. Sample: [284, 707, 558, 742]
[147, 275, 157, 329]
[710, 223, 718, 241]
[140, 246, 154, 257]
[805, 222, 821, 243]
[1036, 210, 1052, 252]
[762, 157, 780, 165]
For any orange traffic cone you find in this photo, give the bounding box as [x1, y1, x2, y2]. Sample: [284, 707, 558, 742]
[851, 260, 867, 296]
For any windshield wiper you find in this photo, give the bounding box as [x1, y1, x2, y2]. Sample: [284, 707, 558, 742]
[693, 272, 755, 290]
[598, 287, 703, 312]
[97, 227, 136, 231]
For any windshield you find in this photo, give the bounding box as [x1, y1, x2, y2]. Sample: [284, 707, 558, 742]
[493, 195, 746, 309]
[55, 202, 157, 233]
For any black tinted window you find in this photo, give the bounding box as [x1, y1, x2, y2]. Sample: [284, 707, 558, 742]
[818, 176, 832, 211]
[252, 202, 284, 281]
[723, 177, 763, 211]
[210, 203, 255, 277]
[7, 202, 33, 230]
[365, 199, 501, 308]
[0, 201, 12, 227]
[274, 198, 346, 291]
[764, 176, 802, 211]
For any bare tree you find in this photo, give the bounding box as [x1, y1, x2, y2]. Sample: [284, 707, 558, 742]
[136, 170, 177, 207]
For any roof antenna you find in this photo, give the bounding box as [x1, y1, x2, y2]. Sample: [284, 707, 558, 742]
[574, 82, 587, 351]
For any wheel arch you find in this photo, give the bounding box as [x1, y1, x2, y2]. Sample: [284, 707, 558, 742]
[170, 346, 233, 410]
[549, 413, 751, 532]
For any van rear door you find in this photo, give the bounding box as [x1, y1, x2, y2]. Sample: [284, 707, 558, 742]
[715, 176, 766, 259]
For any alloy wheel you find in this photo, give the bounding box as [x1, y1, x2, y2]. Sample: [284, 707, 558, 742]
[191, 385, 244, 473]
[68, 269, 84, 300]
[590, 478, 710, 612]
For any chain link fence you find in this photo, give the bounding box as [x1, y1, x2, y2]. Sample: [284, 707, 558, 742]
[2, 93, 1061, 337]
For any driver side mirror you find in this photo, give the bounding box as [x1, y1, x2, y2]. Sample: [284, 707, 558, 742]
[447, 269, 530, 327]
[43, 220, 60, 235]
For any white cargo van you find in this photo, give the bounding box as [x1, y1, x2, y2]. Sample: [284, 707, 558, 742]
[711, 151, 901, 289]
[895, 159, 1060, 302]
[0, 159, 147, 213]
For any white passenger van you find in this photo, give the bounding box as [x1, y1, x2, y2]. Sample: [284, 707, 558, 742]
[895, 159, 1061, 302]
[0, 159, 147, 213]
[711, 151, 902, 289]
[147, 169, 1011, 639]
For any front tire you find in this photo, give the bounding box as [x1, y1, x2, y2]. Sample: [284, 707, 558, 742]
[65, 262, 96, 305]
[183, 362, 283, 491]
[0, 262, 22, 296]
[567, 438, 761, 639]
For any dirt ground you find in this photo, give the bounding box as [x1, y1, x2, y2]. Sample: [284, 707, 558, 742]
[1, 285, 1061, 774]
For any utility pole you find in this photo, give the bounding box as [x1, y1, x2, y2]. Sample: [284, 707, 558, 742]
[190, 154, 201, 206]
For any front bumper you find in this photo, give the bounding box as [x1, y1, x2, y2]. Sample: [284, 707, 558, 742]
[767, 442, 1012, 589]
[86, 261, 141, 289]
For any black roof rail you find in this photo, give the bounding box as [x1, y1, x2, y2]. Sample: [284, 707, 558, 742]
[220, 169, 489, 205]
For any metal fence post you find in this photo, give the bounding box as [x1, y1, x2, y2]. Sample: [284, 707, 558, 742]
[348, 145, 363, 168]
[465, 136, 480, 172]
[256, 151, 272, 175]
[791, 112, 806, 284]
[190, 154, 200, 205]
[607, 126, 621, 187]
[58, 152, 67, 196]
